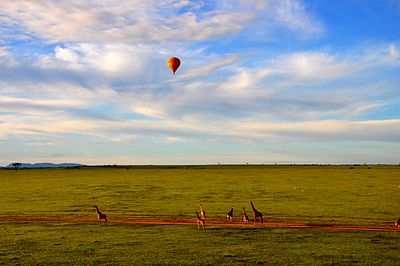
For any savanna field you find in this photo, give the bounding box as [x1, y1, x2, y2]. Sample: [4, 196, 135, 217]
[1, 165, 400, 265]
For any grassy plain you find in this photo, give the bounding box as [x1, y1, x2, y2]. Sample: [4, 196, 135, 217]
[2, 222, 400, 265]
[1, 165, 400, 264]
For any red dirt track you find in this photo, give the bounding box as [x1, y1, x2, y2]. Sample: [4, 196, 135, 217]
[0, 217, 398, 232]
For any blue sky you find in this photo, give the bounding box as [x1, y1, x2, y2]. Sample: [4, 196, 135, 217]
[0, 0, 399, 165]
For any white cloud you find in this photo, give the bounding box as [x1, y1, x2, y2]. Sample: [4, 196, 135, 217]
[389, 44, 400, 59]
[0, 94, 388, 147]
[0, 96, 85, 112]
[176, 54, 240, 80]
[165, 136, 187, 142]
[218, 67, 271, 95]
[228, 119, 400, 142]
[54, 47, 79, 62]
[1, 41, 397, 125]
[222, 0, 324, 38]
[273, 0, 324, 36]
[0, 0, 251, 44]
[37, 43, 149, 77]
[173, 0, 191, 9]
[132, 106, 167, 119]
[0, 0, 326, 45]
[0, 46, 16, 66]
[1, 101, 398, 144]
[239, 0, 268, 11]
[276, 52, 353, 81]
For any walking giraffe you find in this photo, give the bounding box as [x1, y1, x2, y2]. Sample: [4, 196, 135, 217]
[226, 207, 234, 222]
[395, 217, 400, 230]
[195, 212, 205, 230]
[93, 206, 107, 223]
[242, 207, 249, 224]
[250, 201, 263, 224]
[199, 204, 206, 219]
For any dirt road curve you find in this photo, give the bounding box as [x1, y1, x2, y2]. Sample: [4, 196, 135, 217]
[0, 217, 398, 232]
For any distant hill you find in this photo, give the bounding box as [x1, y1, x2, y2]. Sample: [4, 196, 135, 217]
[5, 162, 84, 169]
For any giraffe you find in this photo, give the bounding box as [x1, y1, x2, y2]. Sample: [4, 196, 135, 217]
[242, 207, 249, 224]
[195, 212, 205, 230]
[199, 204, 206, 219]
[226, 207, 234, 222]
[250, 201, 263, 224]
[93, 206, 107, 223]
[395, 217, 400, 230]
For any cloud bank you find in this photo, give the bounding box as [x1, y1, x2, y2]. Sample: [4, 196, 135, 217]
[0, 0, 399, 165]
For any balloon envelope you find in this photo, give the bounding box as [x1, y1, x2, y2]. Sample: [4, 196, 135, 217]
[167, 57, 181, 74]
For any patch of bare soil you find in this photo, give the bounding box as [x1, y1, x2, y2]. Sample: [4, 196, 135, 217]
[0, 217, 398, 232]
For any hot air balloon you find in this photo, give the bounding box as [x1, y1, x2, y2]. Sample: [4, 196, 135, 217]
[167, 57, 181, 74]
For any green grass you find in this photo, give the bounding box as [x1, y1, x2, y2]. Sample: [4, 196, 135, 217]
[1, 165, 400, 264]
[1, 165, 399, 224]
[1, 222, 400, 265]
